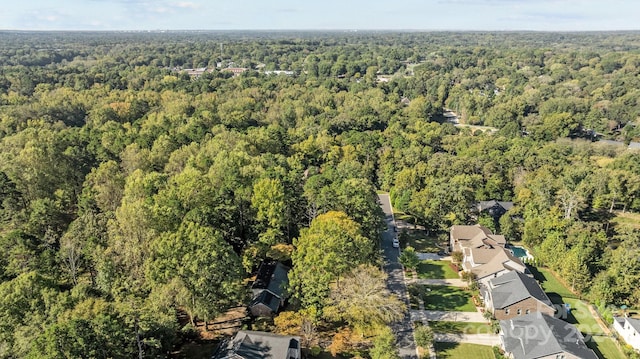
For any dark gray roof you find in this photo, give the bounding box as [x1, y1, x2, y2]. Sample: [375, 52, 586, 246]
[252, 261, 290, 298]
[488, 271, 552, 309]
[616, 317, 640, 333]
[477, 200, 514, 212]
[215, 330, 300, 359]
[500, 314, 598, 359]
[250, 290, 281, 313]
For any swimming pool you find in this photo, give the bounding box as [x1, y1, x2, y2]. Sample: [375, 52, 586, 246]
[511, 246, 528, 258]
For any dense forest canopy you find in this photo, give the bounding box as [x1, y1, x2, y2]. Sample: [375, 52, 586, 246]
[0, 30, 639, 358]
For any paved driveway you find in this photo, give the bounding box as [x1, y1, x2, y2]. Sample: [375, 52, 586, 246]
[411, 310, 486, 322]
[417, 253, 443, 260]
[411, 278, 467, 287]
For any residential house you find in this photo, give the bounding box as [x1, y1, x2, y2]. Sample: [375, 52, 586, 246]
[213, 330, 301, 359]
[476, 200, 514, 220]
[249, 260, 290, 317]
[450, 225, 528, 284]
[482, 271, 555, 320]
[450, 224, 503, 253]
[223, 67, 248, 76]
[500, 313, 598, 359]
[264, 70, 295, 76]
[182, 67, 214, 78]
[613, 316, 640, 352]
[464, 246, 528, 285]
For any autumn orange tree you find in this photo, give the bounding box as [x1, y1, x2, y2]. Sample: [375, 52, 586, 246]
[324, 264, 405, 335]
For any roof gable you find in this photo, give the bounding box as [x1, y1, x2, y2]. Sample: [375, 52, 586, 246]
[488, 271, 553, 309]
[252, 261, 290, 298]
[625, 317, 640, 333]
[250, 291, 281, 313]
[500, 314, 598, 359]
[468, 248, 527, 279]
[451, 225, 493, 241]
[478, 200, 514, 211]
[217, 330, 300, 359]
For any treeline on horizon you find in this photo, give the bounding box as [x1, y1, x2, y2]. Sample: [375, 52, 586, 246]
[0, 31, 639, 358]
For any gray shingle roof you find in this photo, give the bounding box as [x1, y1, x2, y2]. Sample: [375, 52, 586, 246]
[252, 261, 290, 298]
[619, 317, 640, 333]
[250, 291, 281, 313]
[500, 313, 598, 359]
[477, 200, 514, 212]
[488, 271, 553, 309]
[215, 330, 300, 359]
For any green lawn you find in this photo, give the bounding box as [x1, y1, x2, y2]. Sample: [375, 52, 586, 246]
[428, 321, 493, 335]
[588, 335, 626, 359]
[531, 267, 603, 335]
[434, 342, 496, 359]
[417, 260, 459, 279]
[409, 285, 476, 312]
[398, 228, 443, 253]
[530, 266, 627, 359]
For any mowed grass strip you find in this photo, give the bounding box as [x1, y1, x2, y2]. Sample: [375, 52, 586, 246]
[409, 285, 476, 312]
[416, 260, 459, 279]
[434, 342, 496, 359]
[587, 335, 626, 359]
[428, 321, 493, 335]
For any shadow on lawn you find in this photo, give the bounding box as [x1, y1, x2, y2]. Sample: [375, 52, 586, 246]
[422, 286, 472, 311]
[585, 336, 606, 359]
[417, 261, 446, 279]
[527, 265, 580, 325]
[433, 342, 461, 358]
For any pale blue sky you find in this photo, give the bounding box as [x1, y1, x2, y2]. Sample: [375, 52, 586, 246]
[0, 0, 638, 31]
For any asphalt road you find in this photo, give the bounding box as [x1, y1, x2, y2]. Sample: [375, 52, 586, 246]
[378, 194, 417, 359]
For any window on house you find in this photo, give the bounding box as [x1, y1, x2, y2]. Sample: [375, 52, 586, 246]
[525, 309, 530, 314]
[517, 309, 522, 315]
[505, 308, 510, 315]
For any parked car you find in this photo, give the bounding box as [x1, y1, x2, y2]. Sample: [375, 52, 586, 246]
[392, 238, 400, 248]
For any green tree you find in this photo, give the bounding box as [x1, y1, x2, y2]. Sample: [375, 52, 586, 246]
[399, 246, 420, 271]
[477, 212, 497, 233]
[369, 326, 400, 359]
[0, 272, 63, 357]
[413, 323, 434, 348]
[146, 221, 245, 327]
[289, 211, 373, 309]
[499, 213, 520, 241]
[251, 177, 287, 234]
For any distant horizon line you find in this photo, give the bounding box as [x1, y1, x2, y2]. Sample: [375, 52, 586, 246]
[1, 28, 640, 33]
